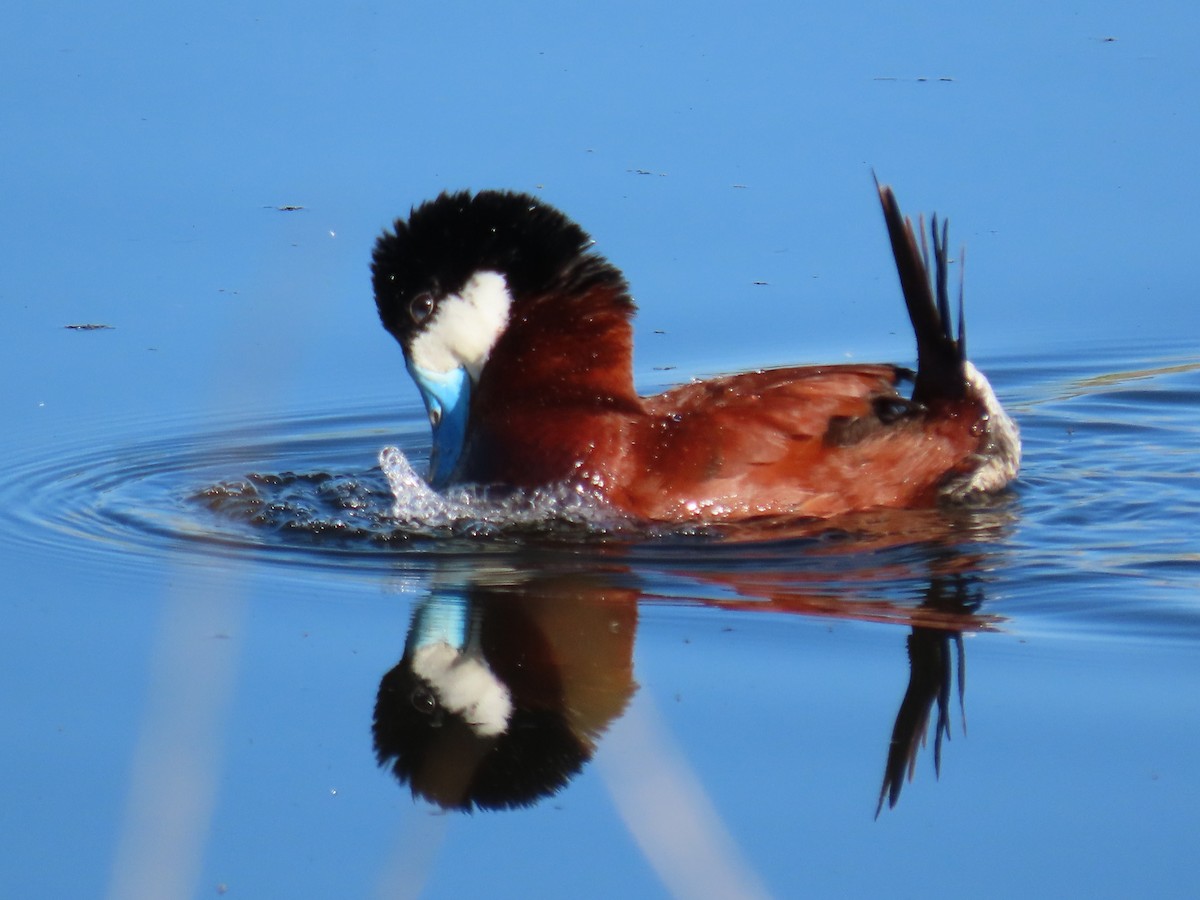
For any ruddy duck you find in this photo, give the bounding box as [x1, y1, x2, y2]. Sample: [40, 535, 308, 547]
[371, 182, 1019, 522]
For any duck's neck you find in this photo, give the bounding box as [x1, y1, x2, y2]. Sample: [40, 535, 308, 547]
[479, 283, 639, 407]
[455, 283, 642, 489]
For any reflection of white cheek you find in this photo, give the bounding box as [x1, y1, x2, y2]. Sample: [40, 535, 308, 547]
[411, 642, 514, 737]
[444, 659, 513, 737]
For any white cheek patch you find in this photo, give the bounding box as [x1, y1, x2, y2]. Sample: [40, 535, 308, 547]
[411, 641, 514, 737]
[408, 270, 512, 380]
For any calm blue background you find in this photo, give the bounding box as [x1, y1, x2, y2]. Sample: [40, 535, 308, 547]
[5, 0, 1198, 427]
[3, 2, 1199, 898]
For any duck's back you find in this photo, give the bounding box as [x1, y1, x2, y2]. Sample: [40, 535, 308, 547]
[611, 364, 987, 521]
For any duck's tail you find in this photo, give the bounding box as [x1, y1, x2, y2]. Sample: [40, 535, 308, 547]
[875, 178, 1021, 496]
[875, 178, 968, 406]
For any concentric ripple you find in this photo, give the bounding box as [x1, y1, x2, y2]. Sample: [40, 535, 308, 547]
[13, 345, 1195, 637]
[0, 394, 1033, 651]
[0, 390, 1011, 589]
[0, 404, 434, 572]
[0, 400, 707, 580]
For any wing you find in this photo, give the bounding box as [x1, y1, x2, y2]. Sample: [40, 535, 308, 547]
[622, 364, 981, 520]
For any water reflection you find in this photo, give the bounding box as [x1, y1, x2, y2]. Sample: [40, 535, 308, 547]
[875, 562, 980, 816]
[372, 538, 999, 815]
[374, 570, 638, 810]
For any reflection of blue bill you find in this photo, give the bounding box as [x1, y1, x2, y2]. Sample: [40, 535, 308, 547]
[407, 592, 469, 653]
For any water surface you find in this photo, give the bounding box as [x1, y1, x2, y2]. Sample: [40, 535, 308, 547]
[3, 338, 1199, 897]
[4, 1, 1199, 896]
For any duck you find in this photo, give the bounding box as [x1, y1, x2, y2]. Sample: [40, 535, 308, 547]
[370, 182, 1020, 523]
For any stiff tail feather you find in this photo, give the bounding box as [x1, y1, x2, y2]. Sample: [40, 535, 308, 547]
[874, 176, 1021, 497]
[875, 178, 967, 406]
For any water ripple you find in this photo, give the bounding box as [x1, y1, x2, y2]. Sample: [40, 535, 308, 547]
[1, 344, 1197, 639]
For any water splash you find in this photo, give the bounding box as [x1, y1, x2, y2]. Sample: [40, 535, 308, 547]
[379, 447, 625, 537]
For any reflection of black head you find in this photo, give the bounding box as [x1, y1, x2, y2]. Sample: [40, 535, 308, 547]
[373, 658, 588, 811]
[373, 587, 636, 811]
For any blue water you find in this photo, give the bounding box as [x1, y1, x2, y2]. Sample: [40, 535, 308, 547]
[3, 337, 1199, 897]
[4, 1, 1200, 897]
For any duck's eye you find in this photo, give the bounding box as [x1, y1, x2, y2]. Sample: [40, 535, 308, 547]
[410, 686, 437, 714]
[409, 293, 435, 324]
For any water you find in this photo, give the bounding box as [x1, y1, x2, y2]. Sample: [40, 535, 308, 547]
[3, 336, 1199, 898]
[5, 1, 1200, 896]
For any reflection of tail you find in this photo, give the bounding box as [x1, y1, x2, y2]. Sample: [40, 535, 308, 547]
[875, 570, 979, 817]
[875, 178, 966, 406]
[875, 628, 965, 817]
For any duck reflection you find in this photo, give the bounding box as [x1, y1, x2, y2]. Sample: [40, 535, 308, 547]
[373, 570, 639, 811]
[373, 529, 1001, 815]
[875, 565, 982, 816]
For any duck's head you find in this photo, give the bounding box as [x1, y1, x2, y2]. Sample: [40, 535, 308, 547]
[371, 190, 634, 486]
